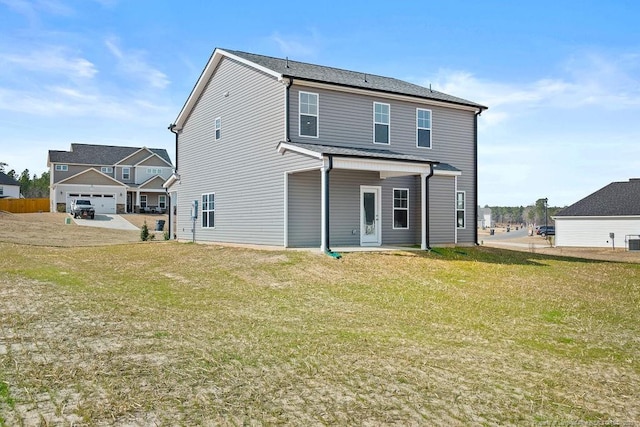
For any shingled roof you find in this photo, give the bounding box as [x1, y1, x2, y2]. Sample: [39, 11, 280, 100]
[174, 48, 487, 129]
[556, 179, 640, 217]
[225, 49, 487, 110]
[48, 144, 172, 166]
[0, 171, 20, 186]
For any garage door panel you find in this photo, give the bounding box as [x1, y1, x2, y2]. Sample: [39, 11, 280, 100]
[66, 194, 116, 214]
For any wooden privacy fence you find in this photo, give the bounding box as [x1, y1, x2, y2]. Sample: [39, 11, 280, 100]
[0, 198, 50, 213]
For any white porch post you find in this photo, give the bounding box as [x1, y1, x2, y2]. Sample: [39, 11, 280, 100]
[136, 191, 140, 212]
[421, 172, 427, 250]
[320, 159, 328, 252]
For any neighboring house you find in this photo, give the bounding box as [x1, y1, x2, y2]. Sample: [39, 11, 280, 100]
[48, 144, 173, 214]
[554, 178, 640, 248]
[165, 48, 487, 250]
[477, 206, 492, 229]
[0, 172, 21, 199]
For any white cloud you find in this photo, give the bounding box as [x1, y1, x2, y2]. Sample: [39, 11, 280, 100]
[418, 51, 640, 206]
[269, 29, 322, 58]
[3, 47, 97, 79]
[105, 36, 170, 89]
[423, 51, 640, 131]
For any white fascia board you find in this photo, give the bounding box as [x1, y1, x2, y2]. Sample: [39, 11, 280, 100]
[56, 168, 125, 186]
[433, 169, 462, 177]
[116, 147, 152, 166]
[277, 142, 324, 160]
[174, 49, 283, 129]
[293, 79, 482, 113]
[554, 215, 640, 220]
[163, 173, 180, 189]
[136, 153, 173, 168]
[332, 157, 431, 174]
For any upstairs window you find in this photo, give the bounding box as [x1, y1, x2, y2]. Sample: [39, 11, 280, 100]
[299, 92, 318, 137]
[374, 102, 390, 144]
[147, 168, 162, 175]
[417, 109, 432, 148]
[215, 117, 221, 140]
[101, 166, 113, 173]
[122, 167, 130, 180]
[456, 191, 465, 228]
[202, 193, 215, 228]
[55, 164, 68, 171]
[393, 188, 409, 229]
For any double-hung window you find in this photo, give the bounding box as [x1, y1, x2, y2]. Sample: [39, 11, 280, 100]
[374, 102, 390, 144]
[158, 195, 166, 209]
[202, 193, 215, 228]
[417, 109, 432, 148]
[215, 117, 221, 140]
[101, 166, 113, 173]
[393, 189, 409, 229]
[299, 92, 318, 137]
[456, 191, 465, 228]
[55, 164, 68, 171]
[140, 195, 147, 209]
[122, 167, 130, 180]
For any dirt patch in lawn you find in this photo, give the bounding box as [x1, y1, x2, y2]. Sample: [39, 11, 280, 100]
[0, 212, 167, 247]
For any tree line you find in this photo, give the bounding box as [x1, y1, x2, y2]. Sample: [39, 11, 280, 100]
[0, 162, 50, 198]
[486, 199, 563, 226]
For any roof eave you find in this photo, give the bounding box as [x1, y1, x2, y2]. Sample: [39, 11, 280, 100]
[173, 48, 283, 130]
[287, 76, 488, 112]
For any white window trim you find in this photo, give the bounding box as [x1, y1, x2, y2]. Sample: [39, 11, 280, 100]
[299, 91, 319, 138]
[416, 108, 432, 149]
[55, 164, 68, 171]
[202, 192, 215, 229]
[456, 190, 466, 229]
[158, 195, 166, 209]
[146, 168, 162, 175]
[373, 102, 390, 145]
[140, 195, 147, 208]
[215, 117, 221, 140]
[122, 167, 130, 180]
[392, 188, 409, 230]
[101, 166, 113, 173]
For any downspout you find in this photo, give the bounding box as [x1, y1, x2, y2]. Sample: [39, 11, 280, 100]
[424, 163, 436, 250]
[324, 155, 341, 259]
[168, 123, 179, 240]
[284, 78, 292, 142]
[474, 110, 481, 246]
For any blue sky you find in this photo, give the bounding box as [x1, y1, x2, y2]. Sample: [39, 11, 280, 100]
[1, 0, 639, 206]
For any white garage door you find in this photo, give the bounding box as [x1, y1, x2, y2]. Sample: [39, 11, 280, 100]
[66, 193, 117, 214]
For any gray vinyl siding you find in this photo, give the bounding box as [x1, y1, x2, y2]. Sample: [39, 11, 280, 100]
[175, 57, 318, 245]
[287, 169, 421, 247]
[429, 175, 455, 245]
[288, 170, 321, 247]
[289, 84, 476, 245]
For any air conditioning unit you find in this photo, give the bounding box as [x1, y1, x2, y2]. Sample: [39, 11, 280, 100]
[629, 239, 640, 251]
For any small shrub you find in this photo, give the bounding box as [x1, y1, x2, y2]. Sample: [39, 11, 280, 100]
[163, 231, 170, 240]
[140, 221, 150, 241]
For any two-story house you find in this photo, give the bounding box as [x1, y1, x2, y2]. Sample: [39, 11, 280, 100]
[48, 144, 173, 214]
[166, 48, 487, 251]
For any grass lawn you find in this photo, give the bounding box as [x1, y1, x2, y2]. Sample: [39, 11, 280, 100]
[1, 242, 638, 425]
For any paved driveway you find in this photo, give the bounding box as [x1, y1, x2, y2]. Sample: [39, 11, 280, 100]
[72, 214, 140, 231]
